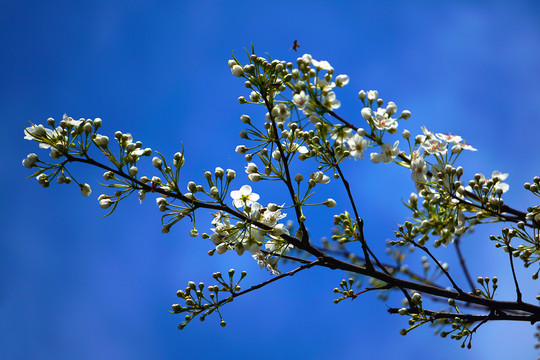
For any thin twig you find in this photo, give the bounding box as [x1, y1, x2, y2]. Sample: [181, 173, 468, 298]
[219, 258, 321, 305]
[454, 238, 475, 292]
[506, 243, 523, 303]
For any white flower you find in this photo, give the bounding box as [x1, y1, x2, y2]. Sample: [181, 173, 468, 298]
[286, 142, 308, 154]
[322, 91, 341, 109]
[138, 190, 146, 204]
[436, 132, 462, 145]
[311, 59, 333, 71]
[335, 74, 349, 87]
[292, 91, 309, 110]
[315, 77, 336, 91]
[272, 103, 290, 122]
[265, 232, 293, 253]
[24, 124, 55, 149]
[410, 156, 428, 183]
[372, 108, 397, 131]
[301, 54, 312, 64]
[422, 139, 448, 155]
[367, 90, 378, 102]
[261, 207, 286, 226]
[370, 141, 400, 164]
[492, 171, 510, 193]
[61, 114, 83, 128]
[239, 227, 264, 254]
[231, 185, 260, 208]
[461, 142, 477, 151]
[245, 162, 258, 174]
[311, 171, 330, 184]
[330, 126, 353, 144]
[347, 134, 369, 160]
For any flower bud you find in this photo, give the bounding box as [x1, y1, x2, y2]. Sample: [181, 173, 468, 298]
[129, 166, 138, 177]
[80, 183, 92, 197]
[361, 107, 372, 120]
[99, 197, 113, 209]
[187, 181, 197, 193]
[152, 157, 163, 168]
[240, 114, 251, 124]
[212, 167, 224, 179]
[22, 153, 39, 168]
[401, 110, 411, 120]
[358, 90, 366, 100]
[386, 102, 397, 115]
[402, 129, 410, 139]
[248, 173, 262, 182]
[226, 169, 236, 181]
[324, 198, 337, 208]
[231, 65, 244, 77]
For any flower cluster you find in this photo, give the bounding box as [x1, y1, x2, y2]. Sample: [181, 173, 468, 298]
[204, 185, 291, 275]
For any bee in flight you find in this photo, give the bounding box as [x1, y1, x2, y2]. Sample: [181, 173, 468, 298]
[291, 40, 300, 52]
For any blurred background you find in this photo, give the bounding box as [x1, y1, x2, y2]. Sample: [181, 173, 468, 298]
[2, 0, 540, 358]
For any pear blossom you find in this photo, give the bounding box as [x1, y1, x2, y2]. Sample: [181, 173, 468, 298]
[311, 171, 331, 184]
[272, 103, 290, 122]
[24, 124, 56, 149]
[422, 139, 448, 155]
[411, 156, 428, 183]
[292, 91, 309, 110]
[367, 90, 378, 102]
[347, 134, 369, 160]
[285, 142, 308, 154]
[322, 91, 341, 109]
[245, 162, 258, 174]
[416, 126, 435, 144]
[239, 227, 264, 254]
[265, 231, 293, 253]
[330, 126, 353, 144]
[300, 53, 312, 64]
[231, 185, 260, 208]
[138, 190, 146, 204]
[335, 74, 349, 87]
[372, 108, 397, 131]
[461, 142, 477, 151]
[260, 207, 287, 226]
[60, 114, 83, 128]
[311, 59, 333, 71]
[370, 141, 400, 164]
[436, 133, 462, 145]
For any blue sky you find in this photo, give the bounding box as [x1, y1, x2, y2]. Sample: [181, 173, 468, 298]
[3, 1, 540, 359]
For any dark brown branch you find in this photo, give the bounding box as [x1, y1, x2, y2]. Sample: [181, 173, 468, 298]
[388, 307, 536, 323]
[64, 154, 540, 320]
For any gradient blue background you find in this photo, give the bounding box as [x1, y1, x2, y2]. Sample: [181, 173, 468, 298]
[3, 1, 540, 359]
